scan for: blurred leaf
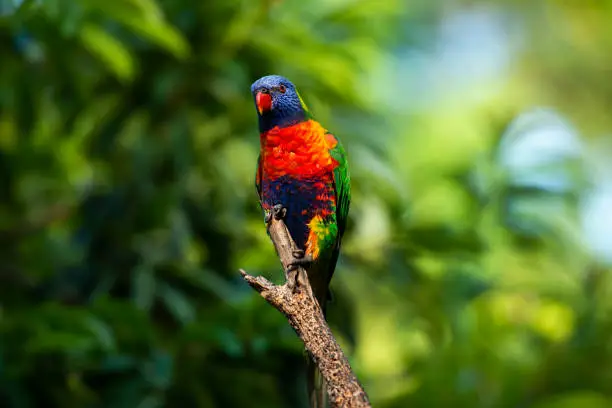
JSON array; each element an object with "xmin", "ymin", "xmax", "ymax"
[
  {"xmin": 132, "ymin": 265, "xmax": 156, "ymax": 311},
  {"xmin": 80, "ymin": 23, "xmax": 136, "ymax": 81},
  {"xmin": 157, "ymin": 283, "xmax": 195, "ymax": 325},
  {"xmin": 85, "ymin": 316, "xmax": 117, "ymax": 351},
  {"xmin": 109, "ymin": 10, "xmax": 189, "ymax": 59},
  {"xmin": 142, "ymin": 350, "xmax": 173, "ymax": 389}
]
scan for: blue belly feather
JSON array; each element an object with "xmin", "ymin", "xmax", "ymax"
[{"xmin": 261, "ymin": 175, "xmax": 323, "ymax": 250}]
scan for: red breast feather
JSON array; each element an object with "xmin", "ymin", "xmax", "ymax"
[{"xmin": 260, "ymin": 120, "xmax": 338, "ymax": 180}]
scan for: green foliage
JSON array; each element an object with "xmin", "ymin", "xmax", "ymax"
[{"xmin": 0, "ymin": 0, "xmax": 611, "ymax": 407}]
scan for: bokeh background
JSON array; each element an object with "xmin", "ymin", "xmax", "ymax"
[{"xmin": 1, "ymin": 0, "xmax": 612, "ymax": 407}]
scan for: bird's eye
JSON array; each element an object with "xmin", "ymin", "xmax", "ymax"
[{"xmin": 278, "ymin": 84, "xmax": 286, "ymax": 93}]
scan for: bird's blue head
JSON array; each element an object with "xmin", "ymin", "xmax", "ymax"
[{"xmin": 250, "ymin": 75, "xmax": 311, "ymax": 133}]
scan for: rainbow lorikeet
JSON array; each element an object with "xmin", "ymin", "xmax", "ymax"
[{"xmin": 251, "ymin": 75, "xmax": 351, "ymax": 408}]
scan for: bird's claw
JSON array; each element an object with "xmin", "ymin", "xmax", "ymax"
[
  {"xmin": 286, "ymin": 261, "xmax": 311, "ymax": 291},
  {"xmin": 287, "ymin": 251, "xmax": 313, "ymax": 271},
  {"xmin": 264, "ymin": 204, "xmax": 287, "ymax": 224},
  {"xmin": 272, "ymin": 204, "xmax": 287, "ymax": 220}
]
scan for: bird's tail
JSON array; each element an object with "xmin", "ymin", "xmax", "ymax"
[{"xmin": 307, "ymin": 354, "xmax": 328, "ymax": 408}]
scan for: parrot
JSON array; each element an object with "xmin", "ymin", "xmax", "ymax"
[{"xmin": 251, "ymin": 75, "xmax": 351, "ymax": 408}]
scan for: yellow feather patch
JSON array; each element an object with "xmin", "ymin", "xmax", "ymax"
[{"xmin": 306, "ymin": 215, "xmax": 328, "ymax": 260}]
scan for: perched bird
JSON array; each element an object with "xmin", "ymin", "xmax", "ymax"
[{"xmin": 251, "ymin": 75, "xmax": 351, "ymax": 408}]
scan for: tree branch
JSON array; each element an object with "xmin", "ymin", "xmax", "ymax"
[{"xmin": 240, "ymin": 217, "xmax": 371, "ymax": 408}]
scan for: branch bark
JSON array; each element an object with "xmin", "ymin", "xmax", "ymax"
[{"xmin": 240, "ymin": 217, "xmax": 371, "ymax": 408}]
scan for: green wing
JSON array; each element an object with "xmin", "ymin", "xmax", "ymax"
[
  {"xmin": 329, "ymin": 134, "xmax": 350, "ymax": 239},
  {"xmin": 327, "ymin": 133, "xmax": 351, "ymax": 281}
]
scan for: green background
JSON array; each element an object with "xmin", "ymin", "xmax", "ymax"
[{"xmin": 1, "ymin": 0, "xmax": 611, "ymax": 407}]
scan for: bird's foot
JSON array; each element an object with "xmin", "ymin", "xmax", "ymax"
[
  {"xmin": 286, "ymin": 259, "xmax": 311, "ymax": 291},
  {"xmin": 272, "ymin": 204, "xmax": 287, "ymax": 220},
  {"xmin": 287, "ymin": 249, "xmax": 314, "ymax": 271},
  {"xmin": 265, "ymin": 204, "xmax": 287, "ymax": 224}
]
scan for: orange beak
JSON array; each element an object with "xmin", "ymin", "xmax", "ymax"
[{"xmin": 256, "ymin": 91, "xmax": 272, "ymax": 115}]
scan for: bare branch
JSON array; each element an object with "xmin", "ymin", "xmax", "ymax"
[{"xmin": 240, "ymin": 217, "xmax": 371, "ymax": 408}]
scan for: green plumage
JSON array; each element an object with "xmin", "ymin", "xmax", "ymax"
[{"xmin": 328, "ymin": 132, "xmax": 351, "ymax": 288}]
